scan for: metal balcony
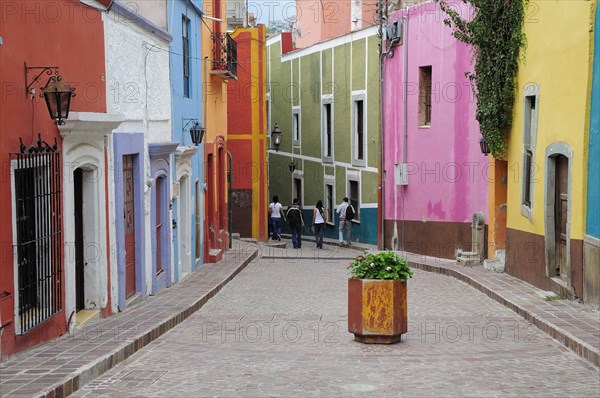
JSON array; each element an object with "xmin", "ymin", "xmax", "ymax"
[{"xmin": 211, "ymin": 33, "xmax": 237, "ymax": 80}]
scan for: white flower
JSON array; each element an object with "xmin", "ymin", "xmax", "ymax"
[
  {"xmin": 386, "ymin": 266, "xmax": 392, "ymax": 271},
  {"xmin": 370, "ymin": 263, "xmax": 375, "ymax": 267}
]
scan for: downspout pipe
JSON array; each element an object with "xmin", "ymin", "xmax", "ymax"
[
  {"xmin": 378, "ymin": 0, "xmax": 385, "ymax": 250},
  {"xmin": 227, "ymin": 149, "xmax": 233, "ymax": 249}
]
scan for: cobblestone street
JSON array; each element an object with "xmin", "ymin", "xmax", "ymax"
[{"xmin": 71, "ymin": 245, "xmax": 600, "ymax": 397}]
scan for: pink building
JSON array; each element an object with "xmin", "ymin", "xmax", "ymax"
[
  {"xmin": 382, "ymin": 2, "xmax": 488, "ymax": 259},
  {"xmin": 295, "ymin": 0, "xmax": 378, "ymax": 48}
]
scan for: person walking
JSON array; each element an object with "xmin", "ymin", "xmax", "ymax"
[
  {"xmin": 336, "ymin": 197, "xmax": 354, "ymax": 245},
  {"xmin": 286, "ymin": 198, "xmax": 304, "ymax": 249},
  {"xmin": 312, "ymin": 200, "xmax": 327, "ymax": 249},
  {"xmin": 269, "ymin": 195, "xmax": 285, "ymax": 241}
]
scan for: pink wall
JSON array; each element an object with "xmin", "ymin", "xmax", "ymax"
[{"xmin": 383, "ymin": 2, "xmax": 488, "ymax": 223}]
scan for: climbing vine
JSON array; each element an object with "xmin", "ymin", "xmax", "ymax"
[{"xmin": 436, "ymin": 0, "xmax": 528, "ymax": 157}]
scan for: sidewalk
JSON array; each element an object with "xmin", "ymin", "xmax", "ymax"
[
  {"xmin": 0, "ymin": 241, "xmax": 258, "ymax": 398},
  {"xmin": 0, "ymin": 238, "xmax": 598, "ymax": 398},
  {"xmin": 395, "ymin": 251, "xmax": 600, "ymax": 367}
]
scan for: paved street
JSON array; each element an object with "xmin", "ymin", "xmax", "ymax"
[{"xmin": 71, "ymin": 244, "xmax": 600, "ymax": 397}]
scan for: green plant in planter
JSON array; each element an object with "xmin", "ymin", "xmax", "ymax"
[{"xmin": 348, "ymin": 251, "xmax": 413, "ymax": 281}]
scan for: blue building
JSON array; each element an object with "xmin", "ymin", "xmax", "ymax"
[
  {"xmin": 168, "ymin": 0, "xmax": 205, "ymax": 282},
  {"xmin": 584, "ymin": 4, "xmax": 600, "ymax": 306}
]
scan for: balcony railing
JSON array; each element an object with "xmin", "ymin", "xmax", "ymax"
[{"xmin": 211, "ymin": 33, "xmax": 237, "ymax": 80}]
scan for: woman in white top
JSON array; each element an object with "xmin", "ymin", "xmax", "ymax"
[
  {"xmin": 268, "ymin": 195, "xmax": 286, "ymax": 241},
  {"xmin": 312, "ymin": 200, "xmax": 327, "ymax": 249}
]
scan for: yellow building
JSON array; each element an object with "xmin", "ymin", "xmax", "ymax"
[{"xmin": 492, "ymin": 0, "xmax": 597, "ymax": 299}]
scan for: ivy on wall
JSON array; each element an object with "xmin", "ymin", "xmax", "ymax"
[{"xmin": 436, "ymin": 0, "xmax": 528, "ymax": 158}]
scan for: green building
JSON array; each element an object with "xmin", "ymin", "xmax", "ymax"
[{"xmin": 266, "ymin": 28, "xmax": 380, "ymax": 244}]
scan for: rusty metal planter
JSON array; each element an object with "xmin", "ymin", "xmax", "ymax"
[{"xmin": 348, "ymin": 278, "xmax": 407, "ymax": 344}]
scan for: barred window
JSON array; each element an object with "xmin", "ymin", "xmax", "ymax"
[{"xmin": 12, "ymin": 139, "xmax": 63, "ymax": 334}]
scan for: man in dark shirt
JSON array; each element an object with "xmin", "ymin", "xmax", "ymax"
[{"xmin": 286, "ymin": 198, "xmax": 304, "ymax": 249}]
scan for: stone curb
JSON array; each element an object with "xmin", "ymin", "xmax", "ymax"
[
  {"xmin": 406, "ymin": 259, "xmax": 600, "ymax": 367},
  {"xmin": 39, "ymin": 244, "xmax": 259, "ymax": 398}
]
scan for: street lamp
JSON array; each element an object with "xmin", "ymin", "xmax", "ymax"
[
  {"xmin": 189, "ymin": 122, "xmax": 205, "ymax": 145},
  {"xmin": 25, "ymin": 63, "xmax": 75, "ymax": 125},
  {"xmin": 270, "ymin": 122, "xmax": 282, "ymax": 152},
  {"xmin": 183, "ymin": 119, "xmax": 205, "ymax": 146}
]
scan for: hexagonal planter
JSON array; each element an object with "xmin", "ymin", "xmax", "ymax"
[{"xmin": 348, "ymin": 278, "xmax": 408, "ymax": 344}]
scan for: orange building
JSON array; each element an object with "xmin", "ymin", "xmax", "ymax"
[
  {"xmin": 227, "ymin": 25, "xmax": 269, "ymax": 241},
  {"xmin": 202, "ymin": 0, "xmax": 237, "ymax": 261}
]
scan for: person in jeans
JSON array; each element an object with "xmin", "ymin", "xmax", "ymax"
[
  {"xmin": 312, "ymin": 200, "xmax": 327, "ymax": 249},
  {"xmin": 286, "ymin": 198, "xmax": 304, "ymax": 248},
  {"xmin": 268, "ymin": 195, "xmax": 285, "ymax": 241},
  {"xmin": 336, "ymin": 197, "xmax": 353, "ymax": 245}
]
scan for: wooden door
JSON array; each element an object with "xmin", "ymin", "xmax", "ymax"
[
  {"xmin": 74, "ymin": 168, "xmax": 85, "ymax": 311},
  {"xmin": 123, "ymin": 155, "xmax": 136, "ymax": 297},
  {"xmin": 555, "ymin": 155, "xmax": 568, "ymax": 279}
]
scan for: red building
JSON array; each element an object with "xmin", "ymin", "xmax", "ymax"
[
  {"xmin": 0, "ymin": 0, "xmax": 107, "ymax": 358},
  {"xmin": 227, "ymin": 25, "xmax": 269, "ymax": 241}
]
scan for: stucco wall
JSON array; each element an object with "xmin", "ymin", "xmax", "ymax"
[
  {"xmin": 383, "ymin": 3, "xmax": 487, "ymax": 226},
  {"xmin": 587, "ymin": 3, "xmax": 600, "ymax": 239},
  {"xmin": 506, "ymin": 0, "xmax": 594, "ymax": 240},
  {"xmin": 266, "ymin": 28, "xmax": 380, "ymax": 245}
]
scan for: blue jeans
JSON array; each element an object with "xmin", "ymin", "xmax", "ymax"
[
  {"xmin": 291, "ymin": 225, "xmax": 302, "ymax": 248},
  {"xmin": 271, "ymin": 217, "xmax": 282, "ymax": 240},
  {"xmin": 314, "ymin": 223, "xmax": 324, "ymax": 248}
]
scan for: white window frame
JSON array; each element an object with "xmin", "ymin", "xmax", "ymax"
[
  {"xmin": 351, "ymin": 91, "xmax": 366, "ymax": 167},
  {"xmin": 291, "ymin": 169, "xmax": 304, "ymax": 206},
  {"xmin": 321, "ymin": 95, "xmax": 334, "ymax": 163},
  {"xmin": 324, "ymin": 174, "xmax": 336, "ymax": 225},
  {"xmin": 347, "ymin": 170, "xmax": 361, "ymax": 223},
  {"xmin": 292, "ymin": 106, "xmax": 301, "ymax": 147},
  {"xmin": 266, "ymin": 92, "xmax": 271, "ymax": 137},
  {"xmin": 11, "ymin": 157, "xmax": 54, "ymax": 335},
  {"xmin": 521, "ymin": 84, "xmax": 540, "ymax": 220}
]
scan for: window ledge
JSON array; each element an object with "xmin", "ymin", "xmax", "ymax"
[
  {"xmin": 418, "ymin": 125, "xmax": 431, "ymax": 129},
  {"xmin": 520, "ymin": 204, "xmax": 533, "ymax": 221}
]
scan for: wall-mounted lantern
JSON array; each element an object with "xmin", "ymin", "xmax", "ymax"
[
  {"xmin": 183, "ymin": 119, "xmax": 205, "ymax": 146},
  {"xmin": 289, "ymin": 159, "xmax": 296, "ymax": 173},
  {"xmin": 25, "ymin": 63, "xmax": 75, "ymax": 125},
  {"xmin": 270, "ymin": 123, "xmax": 282, "ymax": 152}
]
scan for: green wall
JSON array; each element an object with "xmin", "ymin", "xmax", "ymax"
[{"xmin": 267, "ymin": 32, "xmax": 380, "ymax": 245}]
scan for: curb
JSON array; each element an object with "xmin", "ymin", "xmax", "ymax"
[
  {"xmin": 406, "ymin": 259, "xmax": 600, "ymax": 367},
  {"xmin": 40, "ymin": 245, "xmax": 258, "ymax": 398}
]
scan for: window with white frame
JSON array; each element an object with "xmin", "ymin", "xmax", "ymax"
[
  {"xmin": 348, "ymin": 179, "xmax": 360, "ymax": 222},
  {"xmin": 522, "ymin": 91, "xmax": 538, "ymax": 218},
  {"xmin": 292, "ymin": 107, "xmax": 300, "ymax": 146},
  {"xmin": 12, "ymin": 150, "xmax": 63, "ymax": 334},
  {"xmin": 182, "ymin": 15, "xmax": 190, "ymax": 98},
  {"xmin": 322, "ymin": 98, "xmax": 333, "ymax": 161},
  {"xmin": 352, "ymin": 93, "xmax": 366, "ymax": 166},
  {"xmin": 325, "ymin": 183, "xmax": 334, "ymax": 224},
  {"xmin": 266, "ymin": 93, "xmax": 271, "ymax": 135},
  {"xmin": 293, "ymin": 177, "xmax": 303, "ymax": 205}
]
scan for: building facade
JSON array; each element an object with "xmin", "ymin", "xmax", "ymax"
[
  {"xmin": 382, "ymin": 2, "xmax": 488, "ymax": 258},
  {"xmin": 499, "ymin": 0, "xmax": 596, "ymax": 300},
  {"xmin": 0, "ymin": 0, "xmax": 108, "ymax": 358},
  {"xmin": 202, "ymin": 0, "xmax": 236, "ymax": 261},
  {"xmin": 267, "ymin": 28, "xmax": 380, "ymax": 245},
  {"xmin": 584, "ymin": 3, "xmax": 600, "ymax": 306},
  {"xmin": 168, "ymin": 0, "xmax": 204, "ymax": 282},
  {"xmin": 228, "ymin": 25, "xmax": 269, "ymax": 241}
]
